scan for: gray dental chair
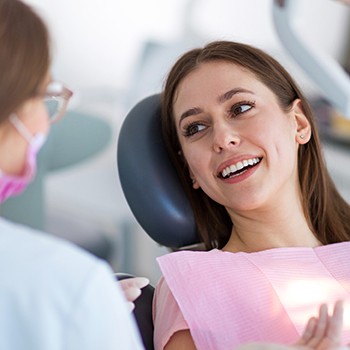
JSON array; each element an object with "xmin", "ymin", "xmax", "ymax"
[
  {"xmin": 117, "ymin": 94, "xmax": 200, "ymax": 350},
  {"xmin": 118, "ymin": 93, "xmax": 198, "ymax": 248}
]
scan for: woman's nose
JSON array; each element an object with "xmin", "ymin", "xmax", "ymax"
[{"xmin": 212, "ymin": 122, "xmax": 240, "ymax": 153}]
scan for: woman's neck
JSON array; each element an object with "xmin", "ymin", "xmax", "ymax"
[
  {"xmin": 223, "ymin": 228, "xmax": 320, "ymax": 253},
  {"xmin": 223, "ymin": 200, "xmax": 321, "ymax": 253}
]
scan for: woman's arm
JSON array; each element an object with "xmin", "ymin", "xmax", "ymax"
[
  {"xmin": 164, "ymin": 330, "xmax": 197, "ymax": 350},
  {"xmin": 153, "ymin": 277, "xmax": 193, "ymax": 349}
]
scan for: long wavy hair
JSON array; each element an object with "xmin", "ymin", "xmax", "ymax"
[{"xmin": 161, "ymin": 40, "xmax": 350, "ymax": 250}]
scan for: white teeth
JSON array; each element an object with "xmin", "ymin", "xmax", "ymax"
[
  {"xmin": 236, "ymin": 161, "xmax": 244, "ymax": 170},
  {"xmin": 221, "ymin": 157, "xmax": 261, "ymax": 178},
  {"xmin": 229, "ymin": 164, "xmax": 237, "ymax": 174}
]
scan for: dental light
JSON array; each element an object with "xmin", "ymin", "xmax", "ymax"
[{"xmin": 273, "ymin": 0, "xmax": 350, "ymax": 119}]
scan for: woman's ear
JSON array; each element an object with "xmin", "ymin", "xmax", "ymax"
[
  {"xmin": 192, "ymin": 179, "xmax": 200, "ymax": 190},
  {"xmin": 189, "ymin": 169, "xmax": 200, "ymax": 189},
  {"xmin": 291, "ymin": 99, "xmax": 311, "ymax": 144},
  {"xmin": 181, "ymin": 150, "xmax": 200, "ymax": 189}
]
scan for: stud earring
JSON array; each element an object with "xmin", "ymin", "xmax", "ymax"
[{"xmin": 300, "ymin": 134, "xmax": 305, "ymax": 139}]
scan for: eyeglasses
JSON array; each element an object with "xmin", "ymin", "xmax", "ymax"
[{"xmin": 44, "ymin": 81, "xmax": 73, "ymax": 123}]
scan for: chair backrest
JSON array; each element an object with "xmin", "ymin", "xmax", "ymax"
[
  {"xmin": 117, "ymin": 94, "xmax": 199, "ymax": 249},
  {"xmin": 117, "ymin": 94, "xmax": 201, "ymax": 350}
]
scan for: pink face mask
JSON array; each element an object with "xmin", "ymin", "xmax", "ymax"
[{"xmin": 0, "ymin": 114, "xmax": 47, "ymax": 204}]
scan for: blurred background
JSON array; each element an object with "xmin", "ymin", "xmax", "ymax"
[{"xmin": 1, "ymin": 0, "xmax": 349, "ymax": 284}]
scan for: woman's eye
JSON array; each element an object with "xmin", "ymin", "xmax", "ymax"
[
  {"xmin": 230, "ymin": 101, "xmax": 255, "ymax": 117},
  {"xmin": 183, "ymin": 123, "xmax": 206, "ymax": 137}
]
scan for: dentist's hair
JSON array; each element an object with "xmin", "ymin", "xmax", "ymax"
[
  {"xmin": 161, "ymin": 40, "xmax": 350, "ymax": 249},
  {"xmin": 0, "ymin": 0, "xmax": 51, "ymax": 123}
]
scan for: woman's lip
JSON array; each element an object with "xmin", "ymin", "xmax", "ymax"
[
  {"xmin": 216, "ymin": 155, "xmax": 262, "ymax": 177},
  {"xmin": 219, "ymin": 158, "xmax": 262, "ymax": 184}
]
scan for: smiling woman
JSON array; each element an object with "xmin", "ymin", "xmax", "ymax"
[{"xmin": 153, "ymin": 41, "xmax": 350, "ymax": 350}]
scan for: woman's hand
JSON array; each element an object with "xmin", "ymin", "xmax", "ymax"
[
  {"xmin": 295, "ymin": 300, "xmax": 349, "ymax": 350},
  {"xmin": 119, "ymin": 277, "xmax": 150, "ymax": 312},
  {"xmin": 236, "ymin": 301, "xmax": 349, "ymax": 350}
]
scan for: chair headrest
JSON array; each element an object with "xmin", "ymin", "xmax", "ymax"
[{"xmin": 117, "ymin": 94, "xmax": 198, "ymax": 248}]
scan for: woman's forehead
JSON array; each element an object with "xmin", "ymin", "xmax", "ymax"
[
  {"xmin": 174, "ymin": 62, "xmax": 265, "ymax": 107},
  {"xmin": 177, "ymin": 61, "xmax": 259, "ymax": 94}
]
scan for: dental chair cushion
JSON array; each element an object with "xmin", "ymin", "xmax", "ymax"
[{"xmin": 117, "ymin": 94, "xmax": 198, "ymax": 248}]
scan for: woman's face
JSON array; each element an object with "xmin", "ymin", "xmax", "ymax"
[
  {"xmin": 173, "ymin": 61, "xmax": 310, "ymax": 215},
  {"xmin": 0, "ymin": 77, "xmax": 50, "ymax": 175}
]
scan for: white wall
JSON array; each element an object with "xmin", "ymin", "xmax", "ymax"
[{"xmin": 26, "ymin": 0, "xmax": 350, "ymax": 102}]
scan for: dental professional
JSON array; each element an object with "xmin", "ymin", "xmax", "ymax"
[
  {"xmin": 153, "ymin": 41, "xmax": 350, "ymax": 349},
  {"xmin": 0, "ymin": 0, "xmax": 145, "ymax": 349}
]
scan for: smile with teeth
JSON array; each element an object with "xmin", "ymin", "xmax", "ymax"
[{"xmin": 220, "ymin": 157, "xmax": 261, "ymax": 179}]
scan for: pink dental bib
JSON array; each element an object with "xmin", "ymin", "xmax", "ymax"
[{"xmin": 155, "ymin": 242, "xmax": 350, "ymax": 349}]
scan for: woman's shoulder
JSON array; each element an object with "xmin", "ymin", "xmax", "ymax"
[
  {"xmin": 0, "ymin": 217, "xmax": 97, "ymax": 258},
  {"xmin": 0, "ymin": 217, "xmax": 113, "ymax": 291}
]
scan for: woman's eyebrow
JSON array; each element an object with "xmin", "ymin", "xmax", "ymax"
[
  {"xmin": 217, "ymin": 88, "xmax": 254, "ymax": 103},
  {"xmin": 178, "ymin": 88, "xmax": 254, "ymax": 126},
  {"xmin": 178, "ymin": 107, "xmax": 203, "ymax": 127}
]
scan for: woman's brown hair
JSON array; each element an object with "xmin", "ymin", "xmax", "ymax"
[
  {"xmin": 162, "ymin": 40, "xmax": 350, "ymax": 250},
  {"xmin": 0, "ymin": 0, "xmax": 51, "ymax": 123}
]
